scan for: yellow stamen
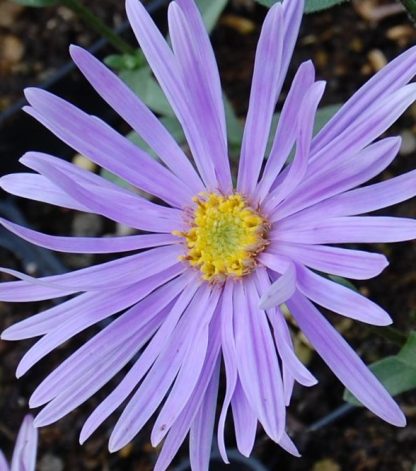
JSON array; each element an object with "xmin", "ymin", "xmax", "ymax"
[{"xmin": 174, "ymin": 193, "xmax": 269, "ymax": 282}]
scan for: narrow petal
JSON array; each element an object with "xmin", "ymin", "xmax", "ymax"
[
  {"xmin": 276, "ymin": 216, "xmax": 416, "ymax": 244},
  {"xmin": 70, "ymin": 45, "xmax": 204, "ymax": 193},
  {"xmin": 154, "ymin": 322, "xmax": 221, "ymax": 471},
  {"xmin": 275, "ymin": 170, "xmax": 416, "ymax": 228},
  {"xmin": 24, "ymin": 88, "xmax": 191, "ymax": 207},
  {"xmin": 237, "ymin": 3, "xmax": 284, "ymax": 194},
  {"xmin": 168, "ymin": 1, "xmax": 232, "ymax": 192},
  {"xmin": 189, "ymin": 362, "xmax": 220, "ymax": 471},
  {"xmin": 16, "ymin": 267, "xmax": 181, "ymax": 378},
  {"xmin": 256, "ymin": 60, "xmax": 316, "ymax": 201},
  {"xmin": 287, "ymin": 292, "xmax": 406, "ymax": 427},
  {"xmin": 264, "ymin": 80, "xmax": 326, "ymax": 211},
  {"xmin": 109, "ymin": 285, "xmax": 216, "ymax": 452},
  {"xmin": 272, "ymin": 136, "xmax": 400, "ymax": 221},
  {"xmin": 126, "ymin": 0, "xmax": 218, "ymax": 187},
  {"xmin": 4, "ymin": 266, "xmax": 182, "ymax": 342},
  {"xmin": 234, "ymin": 279, "xmax": 285, "ymax": 441},
  {"xmin": 217, "ymin": 281, "xmax": 237, "ymax": 463},
  {"xmin": 29, "ymin": 274, "xmax": 188, "ymax": 407},
  {"xmin": 296, "ymin": 265, "xmax": 392, "ymax": 326},
  {"xmin": 259, "ymin": 260, "xmax": 296, "ymax": 310},
  {"xmin": 151, "ymin": 288, "xmax": 220, "ymax": 446},
  {"xmin": 272, "ymin": 307, "xmax": 316, "ymax": 387},
  {"xmin": 269, "ymin": 244, "xmax": 388, "ymax": 280},
  {"xmin": 282, "ymin": 366, "xmax": 295, "ymax": 406},
  {"xmin": 34, "ymin": 328, "xmax": 154, "ymax": 427},
  {"xmin": 0, "ymin": 276, "xmax": 74, "ymax": 303},
  {"xmin": 0, "ymin": 451, "xmax": 8, "ymax": 471},
  {"xmin": 79, "ymin": 275, "xmax": 200, "ymax": 444},
  {"xmin": 2, "ymin": 293, "xmax": 97, "ymax": 340},
  {"xmin": 313, "ymin": 45, "xmax": 416, "ymax": 152},
  {"xmin": 279, "ymin": 433, "xmax": 301, "ymax": 457},
  {"xmin": 231, "ymin": 379, "xmax": 258, "ymax": 457},
  {"xmin": 255, "ymin": 268, "xmax": 317, "ymax": 387},
  {"xmin": 10, "ymin": 415, "xmax": 38, "ymax": 471},
  {"xmin": 258, "ymin": 251, "xmax": 293, "ymax": 274},
  {"xmin": 310, "ymin": 84, "xmax": 416, "ymax": 171},
  {"xmin": 176, "ymin": 0, "xmax": 227, "ymax": 143},
  {"xmin": 19, "ymin": 150, "xmax": 182, "ymax": 216},
  {"xmin": 238, "ymin": 0, "xmax": 304, "ymax": 194},
  {"xmin": 2, "ymin": 269, "xmax": 179, "ymax": 341},
  {"xmin": 0, "ymin": 245, "xmax": 182, "ymax": 301},
  {"xmin": 20, "ymin": 152, "xmax": 182, "ymax": 233},
  {"xmin": 0, "ymin": 173, "xmax": 87, "ymax": 212},
  {"xmin": 0, "ymin": 217, "xmax": 177, "ymax": 253}
]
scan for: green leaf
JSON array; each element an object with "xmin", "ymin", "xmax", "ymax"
[
  {"xmin": 305, "ymin": 0, "xmax": 348, "ymax": 12},
  {"xmin": 224, "ymin": 95, "xmax": 243, "ymax": 149},
  {"xmin": 11, "ymin": 0, "xmax": 58, "ymax": 6},
  {"xmin": 255, "ymin": 0, "xmax": 348, "ymax": 13},
  {"xmin": 344, "ymin": 332, "xmax": 416, "ymax": 405},
  {"xmin": 328, "ymin": 275, "xmax": 358, "ymax": 292},
  {"xmin": 119, "ymin": 66, "xmax": 175, "ymax": 117},
  {"xmin": 100, "ymin": 169, "xmax": 137, "ymax": 192},
  {"xmin": 128, "ymin": 116, "xmax": 185, "ymax": 160},
  {"xmin": 265, "ymin": 103, "xmax": 340, "ymax": 156},
  {"xmin": 313, "ymin": 103, "xmax": 341, "ymax": 135},
  {"xmin": 104, "ymin": 52, "xmax": 145, "ymax": 72},
  {"xmin": 196, "ymin": 0, "xmax": 228, "ymax": 33},
  {"xmin": 395, "ymin": 331, "xmax": 416, "ymax": 367}
]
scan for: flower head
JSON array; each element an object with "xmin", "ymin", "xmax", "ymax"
[
  {"xmin": 1, "ymin": 0, "xmax": 416, "ymax": 469},
  {"xmin": 0, "ymin": 415, "xmax": 38, "ymax": 471},
  {"xmin": 176, "ymin": 192, "xmax": 269, "ymax": 281}
]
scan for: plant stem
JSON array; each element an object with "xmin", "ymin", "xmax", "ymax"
[
  {"xmin": 400, "ymin": 0, "xmax": 416, "ymax": 24},
  {"xmin": 62, "ymin": 0, "xmax": 135, "ymax": 54},
  {"xmin": 369, "ymin": 325, "xmax": 408, "ymax": 347}
]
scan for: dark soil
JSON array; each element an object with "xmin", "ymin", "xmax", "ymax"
[{"xmin": 1, "ymin": 0, "xmax": 416, "ymax": 470}]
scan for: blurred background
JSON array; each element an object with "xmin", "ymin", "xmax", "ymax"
[{"xmin": 0, "ymin": 0, "xmax": 415, "ymax": 469}]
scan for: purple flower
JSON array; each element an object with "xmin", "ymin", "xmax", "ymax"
[
  {"xmin": 0, "ymin": 415, "xmax": 38, "ymax": 471},
  {"xmin": 1, "ymin": 0, "xmax": 416, "ymax": 468}
]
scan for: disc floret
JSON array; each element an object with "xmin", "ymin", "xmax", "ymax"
[{"xmin": 175, "ymin": 193, "xmax": 269, "ymax": 282}]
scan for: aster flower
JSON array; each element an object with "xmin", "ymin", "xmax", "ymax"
[
  {"xmin": 0, "ymin": 415, "xmax": 38, "ymax": 471},
  {"xmin": 1, "ymin": 0, "xmax": 416, "ymax": 468}
]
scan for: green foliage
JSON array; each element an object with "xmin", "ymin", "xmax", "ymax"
[
  {"xmin": 344, "ymin": 331, "xmax": 416, "ymax": 405},
  {"xmin": 224, "ymin": 95, "xmax": 243, "ymax": 152},
  {"xmin": 265, "ymin": 103, "xmax": 341, "ymax": 155},
  {"xmin": 304, "ymin": 0, "xmax": 348, "ymax": 12},
  {"xmin": 255, "ymin": 0, "xmax": 348, "ymax": 13},
  {"xmin": 196, "ymin": 0, "xmax": 228, "ymax": 32},
  {"xmin": 99, "ymin": 169, "xmax": 137, "ymax": 192},
  {"xmin": 328, "ymin": 275, "xmax": 357, "ymax": 291},
  {"xmin": 313, "ymin": 103, "xmax": 341, "ymax": 134},
  {"xmin": 11, "ymin": 0, "xmax": 58, "ymax": 6},
  {"xmin": 127, "ymin": 116, "xmax": 185, "ymax": 160},
  {"xmin": 119, "ymin": 67, "xmax": 175, "ymax": 117},
  {"xmin": 104, "ymin": 52, "xmax": 146, "ymax": 72}
]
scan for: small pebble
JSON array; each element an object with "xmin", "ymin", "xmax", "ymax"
[
  {"xmin": 115, "ymin": 223, "xmax": 136, "ymax": 236},
  {"xmin": 387, "ymin": 25, "xmax": 414, "ymax": 47},
  {"xmin": 38, "ymin": 454, "xmax": 64, "ymax": 471},
  {"xmin": 400, "ymin": 130, "xmax": 416, "ymax": 156},
  {"xmin": 354, "ymin": 0, "xmax": 404, "ymax": 22},
  {"xmin": 368, "ymin": 49, "xmax": 387, "ymax": 72},
  {"xmin": 72, "ymin": 213, "xmax": 103, "ymax": 237},
  {"xmin": 312, "ymin": 458, "xmax": 341, "ymax": 471},
  {"xmin": 220, "ymin": 14, "xmax": 256, "ymax": 34},
  {"xmin": 72, "ymin": 154, "xmax": 96, "ymax": 172},
  {"xmin": 0, "ymin": 35, "xmax": 25, "ymax": 71},
  {"xmin": 0, "ymin": 1, "xmax": 24, "ymax": 27}
]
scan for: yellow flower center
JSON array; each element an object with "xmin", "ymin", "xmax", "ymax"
[{"xmin": 174, "ymin": 193, "xmax": 269, "ymax": 282}]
